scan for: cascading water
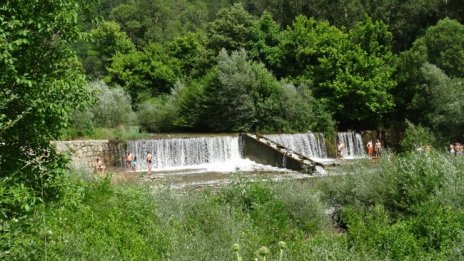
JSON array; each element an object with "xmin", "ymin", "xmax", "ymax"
[
  {"xmin": 264, "ymin": 133, "xmax": 328, "ymax": 159},
  {"xmin": 125, "ymin": 136, "xmax": 241, "ymax": 171},
  {"xmin": 337, "ymin": 132, "xmax": 364, "ymax": 158}
]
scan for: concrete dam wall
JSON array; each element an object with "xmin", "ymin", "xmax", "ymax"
[{"xmin": 53, "ymin": 132, "xmax": 363, "ymax": 172}]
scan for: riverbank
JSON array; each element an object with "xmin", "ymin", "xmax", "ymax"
[{"xmin": 2, "ymin": 152, "xmax": 462, "ymax": 260}]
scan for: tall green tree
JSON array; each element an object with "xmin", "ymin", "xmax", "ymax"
[
  {"xmin": 202, "ymin": 49, "xmax": 322, "ymax": 132},
  {"xmin": 84, "ymin": 20, "xmax": 136, "ymax": 79},
  {"xmin": 206, "ymin": 3, "xmax": 256, "ymax": 54},
  {"xmin": 392, "ymin": 18, "xmax": 464, "ymax": 128},
  {"xmin": 0, "ymin": 0, "xmax": 94, "ymax": 211},
  {"xmin": 421, "ymin": 63, "xmax": 464, "ymax": 140},
  {"xmin": 422, "ymin": 18, "xmax": 464, "ymax": 78},
  {"xmin": 108, "ymin": 43, "xmax": 181, "ymax": 106},
  {"xmin": 281, "ymin": 16, "xmax": 395, "ymax": 129},
  {"xmin": 328, "ymin": 17, "xmax": 396, "ymax": 128},
  {"xmin": 166, "ymin": 32, "xmax": 209, "ymax": 78},
  {"xmin": 248, "ymin": 12, "xmax": 284, "ymax": 77},
  {"xmin": 110, "ymin": 0, "xmax": 208, "ymax": 47}
]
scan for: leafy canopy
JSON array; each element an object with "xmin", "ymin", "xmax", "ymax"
[{"xmin": 0, "ymin": 0, "xmax": 95, "ymax": 212}]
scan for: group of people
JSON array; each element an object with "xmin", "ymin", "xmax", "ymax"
[
  {"xmin": 125, "ymin": 151, "xmax": 154, "ymax": 175},
  {"xmin": 336, "ymin": 139, "xmax": 382, "ymax": 159},
  {"xmin": 449, "ymin": 142, "xmax": 463, "ymax": 155},
  {"xmin": 366, "ymin": 139, "xmax": 382, "ymax": 158},
  {"xmin": 94, "ymin": 151, "xmax": 155, "ymax": 175}
]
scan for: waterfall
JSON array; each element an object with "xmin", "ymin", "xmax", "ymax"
[
  {"xmin": 125, "ymin": 136, "xmax": 241, "ymax": 170},
  {"xmin": 337, "ymin": 132, "xmax": 364, "ymax": 158},
  {"xmin": 264, "ymin": 133, "xmax": 328, "ymax": 159}
]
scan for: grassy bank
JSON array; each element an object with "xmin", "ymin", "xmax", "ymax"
[{"xmin": 2, "ymin": 152, "xmax": 463, "ymax": 260}]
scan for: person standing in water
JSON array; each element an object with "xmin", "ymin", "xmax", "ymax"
[
  {"xmin": 132, "ymin": 156, "xmax": 137, "ymax": 172},
  {"xmin": 125, "ymin": 152, "xmax": 133, "ymax": 172},
  {"xmin": 375, "ymin": 140, "xmax": 382, "ymax": 157},
  {"xmin": 367, "ymin": 140, "xmax": 373, "ymax": 158},
  {"xmin": 337, "ymin": 142, "xmax": 345, "ymax": 158},
  {"xmin": 146, "ymin": 151, "xmax": 153, "ymax": 176}
]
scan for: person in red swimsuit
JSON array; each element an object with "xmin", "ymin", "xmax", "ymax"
[{"xmin": 367, "ymin": 140, "xmax": 373, "ymax": 158}]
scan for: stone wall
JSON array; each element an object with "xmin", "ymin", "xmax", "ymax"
[
  {"xmin": 52, "ymin": 140, "xmax": 125, "ymax": 171},
  {"xmin": 360, "ymin": 128, "xmax": 402, "ymax": 151}
]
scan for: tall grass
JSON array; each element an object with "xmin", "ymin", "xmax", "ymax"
[
  {"xmin": 2, "ymin": 152, "xmax": 463, "ymax": 260},
  {"xmin": 320, "ymin": 151, "xmax": 464, "ymax": 259}
]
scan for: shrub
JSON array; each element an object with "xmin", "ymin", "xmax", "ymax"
[
  {"xmin": 400, "ymin": 120, "xmax": 436, "ymax": 152},
  {"xmin": 90, "ymin": 81, "xmax": 137, "ymax": 128},
  {"xmin": 321, "ymin": 152, "xmax": 459, "ymax": 217},
  {"xmin": 137, "ymin": 92, "xmax": 181, "ymax": 132},
  {"xmin": 343, "ymin": 205, "xmax": 424, "ymax": 260}
]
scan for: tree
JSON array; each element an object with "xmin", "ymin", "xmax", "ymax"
[
  {"xmin": 248, "ymin": 12, "xmax": 284, "ymax": 77},
  {"xmin": 206, "ymin": 3, "xmax": 256, "ymax": 54},
  {"xmin": 422, "ymin": 18, "xmax": 464, "ymax": 78},
  {"xmin": 392, "ymin": 18, "xmax": 464, "ymax": 128},
  {"xmin": 166, "ymin": 32, "xmax": 209, "ymax": 78},
  {"xmin": 110, "ymin": 0, "xmax": 209, "ymax": 47},
  {"xmin": 0, "ymin": 1, "xmax": 94, "ymax": 212},
  {"xmin": 89, "ymin": 81, "xmax": 136, "ymax": 128},
  {"xmin": 421, "ymin": 63, "xmax": 464, "ymax": 139},
  {"xmin": 85, "ymin": 20, "xmax": 136, "ymax": 79},
  {"xmin": 108, "ymin": 43, "xmax": 181, "ymax": 106},
  {"xmin": 203, "ymin": 49, "xmax": 317, "ymax": 132},
  {"xmin": 279, "ymin": 16, "xmax": 347, "ymax": 84},
  {"xmin": 330, "ymin": 17, "xmax": 396, "ymax": 128},
  {"xmin": 281, "ymin": 16, "xmax": 396, "ymax": 129}
]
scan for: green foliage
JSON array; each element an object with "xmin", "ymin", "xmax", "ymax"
[
  {"xmin": 110, "ymin": 0, "xmax": 208, "ymax": 47},
  {"xmin": 3, "ymin": 158, "xmax": 464, "ymax": 260},
  {"xmin": 108, "ymin": 43, "xmax": 181, "ymax": 105},
  {"xmin": 166, "ymin": 32, "xmax": 209, "ymax": 78},
  {"xmin": 423, "ymin": 66, "xmax": 464, "ymax": 140},
  {"xmin": 280, "ymin": 16, "xmax": 395, "ymax": 129},
  {"xmin": 279, "ymin": 16, "xmax": 347, "ymax": 82},
  {"xmin": 204, "ymin": 49, "xmax": 320, "ymax": 132},
  {"xmin": 422, "ymin": 18, "xmax": 464, "ymax": 78},
  {"xmin": 322, "ymin": 152, "xmax": 462, "ymax": 217},
  {"xmin": 319, "ymin": 152, "xmax": 464, "ymax": 259},
  {"xmin": 169, "ymin": 80, "xmax": 209, "ymax": 131},
  {"xmin": 393, "ymin": 19, "xmax": 464, "ymax": 134},
  {"xmin": 89, "ymin": 80, "xmax": 136, "ymax": 128},
  {"xmin": 84, "ymin": 20, "xmax": 136, "ymax": 79},
  {"xmin": 206, "ymin": 3, "xmax": 256, "ymax": 54},
  {"xmin": 344, "ymin": 205, "xmax": 425, "ymax": 259},
  {"xmin": 248, "ymin": 12, "xmax": 283, "ymax": 76},
  {"xmin": 320, "ymin": 17, "xmax": 396, "ymax": 128},
  {"xmin": 136, "ymin": 94, "xmax": 179, "ymax": 132},
  {"xmin": 0, "ymin": 0, "xmax": 95, "ymax": 214},
  {"xmin": 66, "ymin": 81, "xmax": 136, "ymax": 137},
  {"xmin": 279, "ymin": 82, "xmax": 335, "ymax": 133},
  {"xmin": 343, "ymin": 203, "xmax": 464, "ymax": 259},
  {"xmin": 400, "ymin": 121, "xmax": 436, "ymax": 152}
]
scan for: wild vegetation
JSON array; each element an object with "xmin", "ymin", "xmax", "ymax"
[
  {"xmin": 2, "ymin": 153, "xmax": 463, "ymax": 260},
  {"xmin": 66, "ymin": 0, "xmax": 463, "ymax": 139},
  {"xmin": 1, "ymin": 0, "xmax": 464, "ymax": 259}
]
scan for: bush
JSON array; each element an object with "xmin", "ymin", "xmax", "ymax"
[
  {"xmin": 322, "ymin": 152, "xmax": 459, "ymax": 217},
  {"xmin": 400, "ymin": 120, "xmax": 436, "ymax": 152},
  {"xmin": 343, "ymin": 205, "xmax": 424, "ymax": 259},
  {"xmin": 90, "ymin": 81, "xmax": 137, "ymax": 128},
  {"xmin": 67, "ymin": 81, "xmax": 137, "ymax": 136},
  {"xmin": 137, "ymin": 94, "xmax": 179, "ymax": 132}
]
